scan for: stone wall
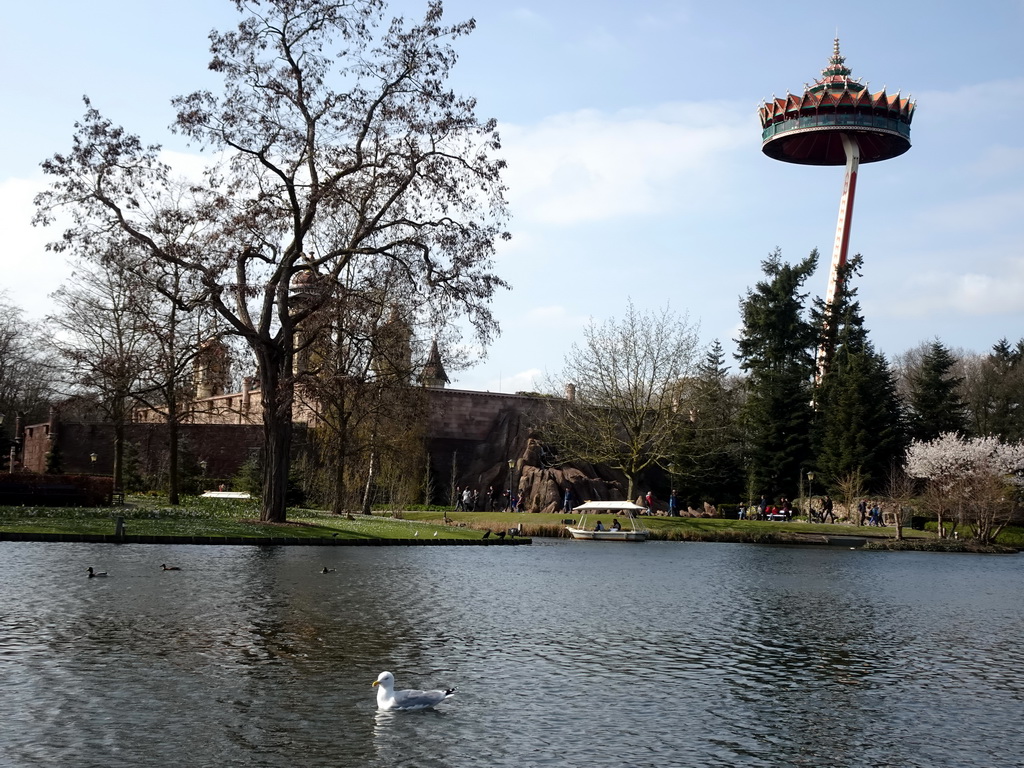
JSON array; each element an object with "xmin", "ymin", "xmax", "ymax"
[
  {"xmin": 20, "ymin": 385, "xmax": 628, "ymax": 509},
  {"xmin": 425, "ymin": 387, "xmax": 550, "ymax": 441},
  {"xmin": 22, "ymin": 420, "xmax": 266, "ymax": 482}
]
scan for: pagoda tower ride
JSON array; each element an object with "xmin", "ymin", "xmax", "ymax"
[{"xmin": 759, "ymin": 39, "xmax": 915, "ymax": 375}]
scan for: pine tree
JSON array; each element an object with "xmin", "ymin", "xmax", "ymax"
[
  {"xmin": 672, "ymin": 340, "xmax": 744, "ymax": 505},
  {"xmin": 908, "ymin": 341, "xmax": 968, "ymax": 441},
  {"xmin": 812, "ymin": 256, "xmax": 905, "ymax": 492},
  {"xmin": 735, "ymin": 249, "xmax": 818, "ymax": 499},
  {"xmin": 963, "ymin": 338, "xmax": 1024, "ymax": 442}
]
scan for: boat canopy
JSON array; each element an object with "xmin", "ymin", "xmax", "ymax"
[{"xmin": 572, "ymin": 501, "xmax": 646, "ymax": 512}]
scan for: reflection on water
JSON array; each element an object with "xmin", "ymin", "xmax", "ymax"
[{"xmin": 0, "ymin": 540, "xmax": 1022, "ymax": 766}]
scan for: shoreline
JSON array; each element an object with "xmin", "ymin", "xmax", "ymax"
[{"xmin": 1, "ymin": 528, "xmax": 1016, "ymax": 553}]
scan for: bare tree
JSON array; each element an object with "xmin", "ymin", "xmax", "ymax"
[
  {"xmin": 545, "ymin": 301, "xmax": 700, "ymax": 501},
  {"xmin": 294, "ymin": 265, "xmax": 428, "ymax": 513},
  {"xmin": 833, "ymin": 470, "xmax": 865, "ymax": 525},
  {"xmin": 35, "ymin": 0, "xmax": 509, "ymax": 522},
  {"xmin": 0, "ymin": 294, "xmax": 53, "ymax": 470},
  {"xmin": 0, "ymin": 293, "xmax": 52, "ymax": 425},
  {"xmin": 46, "ymin": 258, "xmax": 153, "ymax": 489},
  {"xmin": 883, "ymin": 463, "xmax": 916, "ymax": 541},
  {"xmin": 129, "ymin": 260, "xmax": 221, "ymax": 504}
]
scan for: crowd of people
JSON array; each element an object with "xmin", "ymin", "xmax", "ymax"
[
  {"xmin": 452, "ymin": 483, "xmax": 888, "ymax": 526},
  {"xmin": 452, "ymin": 485, "xmax": 524, "ymax": 512},
  {"xmin": 738, "ymin": 494, "xmax": 886, "ymax": 525}
]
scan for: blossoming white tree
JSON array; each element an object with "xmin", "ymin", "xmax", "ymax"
[{"xmin": 905, "ymin": 433, "xmax": 1024, "ymax": 543}]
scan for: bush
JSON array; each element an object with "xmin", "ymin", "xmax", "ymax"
[{"xmin": 0, "ymin": 474, "xmax": 114, "ymax": 506}]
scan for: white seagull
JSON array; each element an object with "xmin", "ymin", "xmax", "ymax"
[{"xmin": 372, "ymin": 671, "xmax": 456, "ymax": 711}]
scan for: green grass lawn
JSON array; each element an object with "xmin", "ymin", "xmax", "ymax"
[
  {"xmin": 1, "ymin": 495, "xmax": 1018, "ymax": 548},
  {"xmin": 0, "ymin": 496, "xmax": 481, "ymax": 540},
  {"xmin": 398, "ymin": 509, "xmax": 938, "ymax": 542}
]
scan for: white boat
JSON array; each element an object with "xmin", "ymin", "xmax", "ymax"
[{"xmin": 565, "ymin": 501, "xmax": 649, "ymax": 542}]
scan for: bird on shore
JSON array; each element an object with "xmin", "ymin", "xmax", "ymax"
[
  {"xmin": 86, "ymin": 567, "xmax": 107, "ymax": 578},
  {"xmin": 482, "ymin": 529, "xmax": 491, "ymax": 539},
  {"xmin": 495, "ymin": 530, "xmax": 506, "ymax": 540},
  {"xmin": 372, "ymin": 671, "xmax": 456, "ymax": 711},
  {"xmin": 320, "ymin": 566, "xmax": 336, "ymax": 573},
  {"xmin": 160, "ymin": 564, "xmax": 181, "ymax": 571}
]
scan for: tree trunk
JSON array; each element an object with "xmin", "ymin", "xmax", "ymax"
[
  {"xmin": 166, "ymin": 301, "xmax": 180, "ymax": 506},
  {"xmin": 113, "ymin": 420, "xmax": 125, "ymax": 492},
  {"xmin": 167, "ymin": 407, "xmax": 180, "ymax": 506},
  {"xmin": 258, "ymin": 347, "xmax": 293, "ymax": 524},
  {"xmin": 362, "ymin": 448, "xmax": 377, "ymax": 514},
  {"xmin": 331, "ymin": 451, "xmax": 346, "ymax": 515},
  {"xmin": 329, "ymin": 398, "xmax": 349, "ymax": 515}
]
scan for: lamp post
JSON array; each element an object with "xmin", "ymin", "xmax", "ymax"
[
  {"xmin": 507, "ymin": 459, "xmax": 515, "ymax": 512},
  {"xmin": 90, "ymin": 453, "xmax": 98, "ymax": 473},
  {"xmin": 806, "ymin": 471, "xmax": 815, "ymax": 521}
]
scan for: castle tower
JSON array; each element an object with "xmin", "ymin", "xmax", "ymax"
[
  {"xmin": 420, "ymin": 339, "xmax": 450, "ymax": 389},
  {"xmin": 759, "ymin": 39, "xmax": 915, "ymax": 375},
  {"xmin": 290, "ymin": 266, "xmax": 329, "ymax": 376},
  {"xmin": 193, "ymin": 338, "xmax": 230, "ymax": 399},
  {"xmin": 372, "ymin": 306, "xmax": 414, "ymax": 383}
]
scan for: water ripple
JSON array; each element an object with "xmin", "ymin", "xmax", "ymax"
[{"xmin": 0, "ymin": 541, "xmax": 1022, "ymax": 766}]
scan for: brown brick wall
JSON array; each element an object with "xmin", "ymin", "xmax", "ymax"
[{"xmin": 425, "ymin": 388, "xmax": 545, "ymax": 441}]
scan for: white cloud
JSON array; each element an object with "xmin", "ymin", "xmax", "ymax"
[
  {"xmin": 0, "ymin": 175, "xmax": 72, "ymax": 317},
  {"xmin": 499, "ymin": 101, "xmax": 751, "ymax": 226},
  {"xmin": 904, "ymin": 188, "xmax": 1024, "ymax": 239},
  {"xmin": 507, "ymin": 7, "xmax": 551, "ymax": 30},
  {"xmin": 890, "ymin": 261, "xmax": 1024, "ymax": 318},
  {"xmin": 464, "ymin": 367, "xmax": 543, "ymax": 394},
  {"xmin": 522, "ymin": 304, "xmax": 590, "ymax": 329},
  {"xmin": 921, "ymin": 78, "xmax": 1024, "ymax": 120},
  {"xmin": 0, "ymin": 147, "xmax": 215, "ymax": 320}
]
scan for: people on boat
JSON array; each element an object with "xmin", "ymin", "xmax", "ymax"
[
  {"xmin": 610, "ymin": 519, "xmax": 622, "ymax": 531},
  {"xmin": 593, "ymin": 521, "xmax": 605, "ymax": 531}
]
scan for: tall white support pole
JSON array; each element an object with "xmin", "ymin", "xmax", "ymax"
[
  {"xmin": 817, "ymin": 133, "xmax": 860, "ymax": 382},
  {"xmin": 826, "ymin": 132, "xmax": 860, "ymax": 307}
]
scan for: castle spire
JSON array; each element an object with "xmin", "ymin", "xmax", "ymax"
[{"xmin": 420, "ymin": 339, "xmax": 450, "ymax": 389}]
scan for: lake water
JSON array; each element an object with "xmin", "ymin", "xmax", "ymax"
[{"xmin": 0, "ymin": 539, "xmax": 1022, "ymax": 767}]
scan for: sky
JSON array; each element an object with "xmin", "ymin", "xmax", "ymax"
[{"xmin": 2, "ymin": 0, "xmax": 1023, "ymax": 393}]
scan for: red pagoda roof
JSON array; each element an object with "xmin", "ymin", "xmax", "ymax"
[{"xmin": 759, "ymin": 39, "xmax": 915, "ymax": 165}]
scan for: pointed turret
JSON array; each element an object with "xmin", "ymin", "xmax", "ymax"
[{"xmin": 420, "ymin": 339, "xmax": 450, "ymax": 389}]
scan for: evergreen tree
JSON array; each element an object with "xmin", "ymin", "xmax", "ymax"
[
  {"xmin": 735, "ymin": 249, "xmax": 818, "ymax": 499},
  {"xmin": 908, "ymin": 340, "xmax": 968, "ymax": 441},
  {"xmin": 44, "ymin": 442, "xmax": 64, "ymax": 474},
  {"xmin": 963, "ymin": 338, "xmax": 1024, "ymax": 442},
  {"xmin": 673, "ymin": 340, "xmax": 744, "ymax": 505},
  {"xmin": 812, "ymin": 256, "xmax": 905, "ymax": 493}
]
